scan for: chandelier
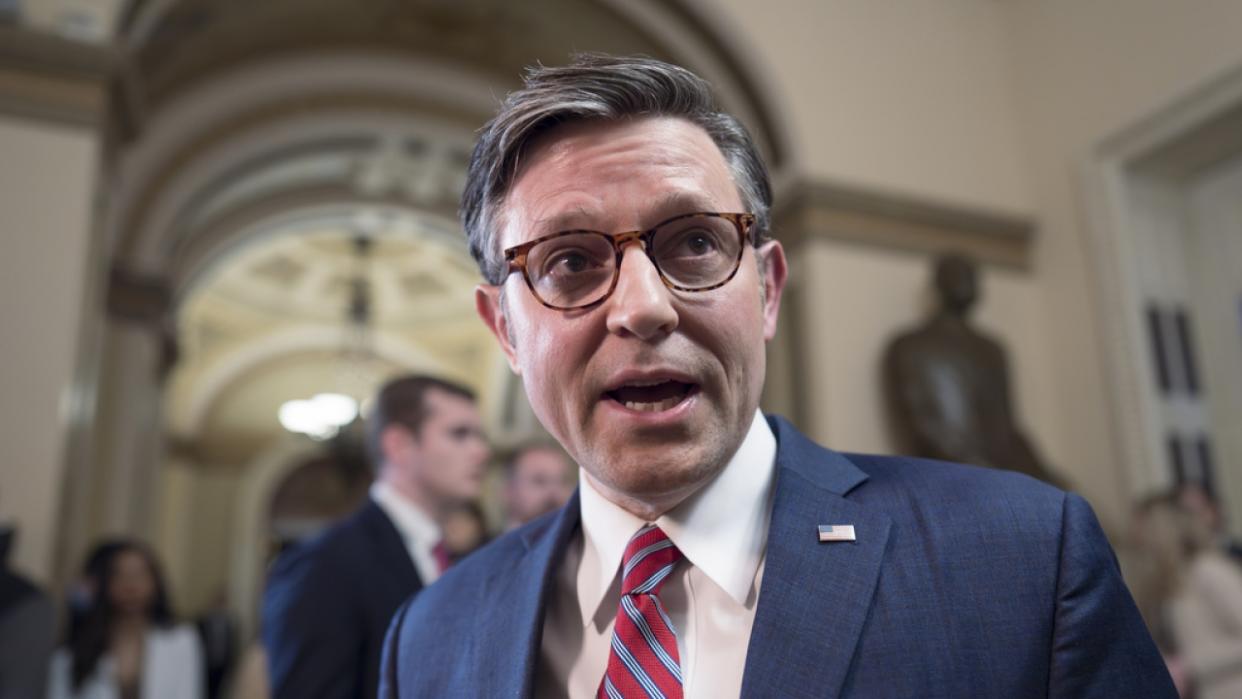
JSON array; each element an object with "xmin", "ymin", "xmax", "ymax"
[{"xmin": 278, "ymin": 233, "xmax": 378, "ymax": 440}]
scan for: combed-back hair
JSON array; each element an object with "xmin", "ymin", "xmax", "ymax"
[
  {"xmin": 461, "ymin": 53, "xmax": 773, "ymax": 285},
  {"xmin": 365, "ymin": 374, "xmax": 476, "ymax": 469}
]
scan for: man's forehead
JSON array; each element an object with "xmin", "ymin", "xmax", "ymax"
[{"xmin": 530, "ymin": 191, "xmax": 722, "ymax": 232}]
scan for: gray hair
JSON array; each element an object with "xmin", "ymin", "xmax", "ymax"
[{"xmin": 461, "ymin": 53, "xmax": 773, "ymax": 285}]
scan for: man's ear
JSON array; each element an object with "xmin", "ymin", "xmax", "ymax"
[
  {"xmin": 476, "ymin": 284, "xmax": 520, "ymax": 374},
  {"xmin": 758, "ymin": 240, "xmax": 788, "ymax": 342},
  {"xmin": 379, "ymin": 424, "xmax": 413, "ymax": 469}
]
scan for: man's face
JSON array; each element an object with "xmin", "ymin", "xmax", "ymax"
[
  {"xmin": 477, "ymin": 117, "xmax": 786, "ymax": 512},
  {"xmin": 505, "ymin": 448, "xmax": 575, "ymax": 525},
  {"xmin": 402, "ymin": 389, "xmax": 491, "ymax": 506}
]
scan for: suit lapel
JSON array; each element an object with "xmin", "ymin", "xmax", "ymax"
[
  {"xmin": 740, "ymin": 417, "xmax": 892, "ymax": 698},
  {"xmin": 477, "ymin": 491, "xmax": 582, "ymax": 698},
  {"xmin": 362, "ymin": 499, "xmax": 421, "ymax": 591}
]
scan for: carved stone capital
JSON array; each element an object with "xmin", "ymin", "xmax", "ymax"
[
  {"xmin": 106, "ymin": 264, "xmax": 169, "ymax": 324},
  {"xmin": 0, "ymin": 24, "xmax": 115, "ymax": 126},
  {"xmin": 106, "ymin": 264, "xmax": 180, "ymax": 377}
]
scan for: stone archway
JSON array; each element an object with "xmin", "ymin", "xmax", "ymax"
[
  {"xmin": 59, "ymin": 0, "xmax": 793, "ymax": 603},
  {"xmin": 229, "ymin": 436, "xmax": 330, "ymax": 641},
  {"xmin": 68, "ymin": 51, "xmax": 496, "ymax": 597}
]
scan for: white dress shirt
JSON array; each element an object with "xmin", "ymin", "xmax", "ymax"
[
  {"xmin": 369, "ymin": 482, "xmax": 443, "ymax": 585},
  {"xmin": 537, "ymin": 410, "xmax": 778, "ymax": 698}
]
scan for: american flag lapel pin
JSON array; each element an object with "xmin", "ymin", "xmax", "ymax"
[{"xmin": 818, "ymin": 524, "xmax": 856, "ymax": 543}]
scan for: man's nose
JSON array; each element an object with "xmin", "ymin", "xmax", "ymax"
[{"xmin": 604, "ymin": 244, "xmax": 678, "ymax": 340}]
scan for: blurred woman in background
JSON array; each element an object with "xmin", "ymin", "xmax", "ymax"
[
  {"xmin": 48, "ymin": 540, "xmax": 203, "ymax": 699},
  {"xmin": 1128, "ymin": 493, "xmax": 1192, "ymax": 695},
  {"xmin": 441, "ymin": 501, "xmax": 491, "ymax": 564},
  {"xmin": 1131, "ymin": 490, "xmax": 1242, "ymax": 699}
]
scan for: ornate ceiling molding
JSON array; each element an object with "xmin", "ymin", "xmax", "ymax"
[
  {"xmin": 773, "ymin": 178, "xmax": 1036, "ymax": 271},
  {"xmin": 166, "ymin": 185, "xmax": 463, "ymax": 303},
  {"xmin": 110, "ymin": 61, "xmax": 487, "ymax": 268}
]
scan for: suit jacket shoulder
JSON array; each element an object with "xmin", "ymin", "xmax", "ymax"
[
  {"xmin": 381, "ymin": 505, "xmax": 574, "ymax": 698},
  {"xmin": 0, "ymin": 575, "xmax": 53, "ymax": 699},
  {"xmin": 756, "ymin": 415, "xmax": 1172, "ymax": 698},
  {"xmin": 843, "ymin": 450, "xmax": 1067, "ymax": 560},
  {"xmin": 264, "ymin": 499, "xmax": 422, "ymax": 699},
  {"xmin": 270, "ymin": 499, "xmax": 410, "ymax": 579}
]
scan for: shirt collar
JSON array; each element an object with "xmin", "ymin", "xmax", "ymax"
[
  {"xmin": 369, "ymin": 481, "xmax": 441, "ymax": 550},
  {"xmin": 577, "ymin": 410, "xmax": 777, "ymax": 625}
]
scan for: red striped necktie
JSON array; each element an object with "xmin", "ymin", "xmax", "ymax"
[{"xmin": 598, "ymin": 524, "xmax": 685, "ymax": 699}]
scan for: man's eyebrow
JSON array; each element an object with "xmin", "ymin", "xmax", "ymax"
[
  {"xmin": 615, "ymin": 191, "xmax": 723, "ymax": 230},
  {"xmin": 652, "ymin": 191, "xmax": 719, "ymax": 218},
  {"xmin": 533, "ymin": 205, "xmax": 606, "ymax": 233}
]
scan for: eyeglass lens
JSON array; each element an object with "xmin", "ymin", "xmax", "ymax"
[{"xmin": 525, "ymin": 215, "xmax": 743, "ymax": 308}]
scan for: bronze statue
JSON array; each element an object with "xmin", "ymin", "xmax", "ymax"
[{"xmin": 883, "ymin": 253, "xmax": 1066, "ymax": 488}]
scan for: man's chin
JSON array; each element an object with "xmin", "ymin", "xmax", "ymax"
[{"xmin": 588, "ymin": 450, "xmax": 723, "ymax": 507}]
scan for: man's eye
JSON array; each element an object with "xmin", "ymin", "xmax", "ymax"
[
  {"xmin": 684, "ymin": 232, "xmax": 717, "ymax": 255},
  {"xmin": 544, "ymin": 250, "xmax": 599, "ymax": 276},
  {"xmin": 555, "ymin": 252, "xmax": 589, "ymax": 272},
  {"xmin": 664, "ymin": 230, "xmax": 720, "ymax": 258}
]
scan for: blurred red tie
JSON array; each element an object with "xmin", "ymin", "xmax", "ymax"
[{"xmin": 432, "ymin": 540, "xmax": 452, "ymax": 574}]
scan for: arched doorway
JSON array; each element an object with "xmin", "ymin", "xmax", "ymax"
[{"xmin": 58, "ymin": 0, "xmax": 791, "ymax": 630}]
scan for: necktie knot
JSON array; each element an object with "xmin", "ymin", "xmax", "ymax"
[{"xmin": 620, "ymin": 525, "xmax": 683, "ymax": 596}]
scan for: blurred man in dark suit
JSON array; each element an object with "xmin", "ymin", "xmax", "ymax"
[
  {"xmin": 0, "ymin": 525, "xmax": 54, "ymax": 699},
  {"xmin": 263, "ymin": 375, "xmax": 489, "ymax": 699}
]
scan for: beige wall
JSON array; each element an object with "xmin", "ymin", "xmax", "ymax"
[
  {"xmin": 182, "ymin": 468, "xmax": 240, "ymax": 613},
  {"xmin": 0, "ymin": 115, "xmax": 97, "ymax": 582},
  {"xmin": 1004, "ymin": 0, "xmax": 1242, "ymax": 527},
  {"xmin": 705, "ymin": 0, "xmax": 1055, "ymax": 479},
  {"xmin": 709, "ymin": 0, "xmax": 1032, "ymax": 213}
]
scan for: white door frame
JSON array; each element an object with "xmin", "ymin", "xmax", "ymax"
[{"xmin": 1084, "ymin": 64, "xmax": 1242, "ymax": 500}]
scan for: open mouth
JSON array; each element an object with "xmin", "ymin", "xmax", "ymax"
[{"xmin": 604, "ymin": 379, "xmax": 697, "ymax": 413}]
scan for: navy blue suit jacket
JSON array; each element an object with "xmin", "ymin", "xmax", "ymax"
[
  {"xmin": 263, "ymin": 498, "xmax": 422, "ymax": 699},
  {"xmin": 380, "ymin": 416, "xmax": 1175, "ymax": 697}
]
